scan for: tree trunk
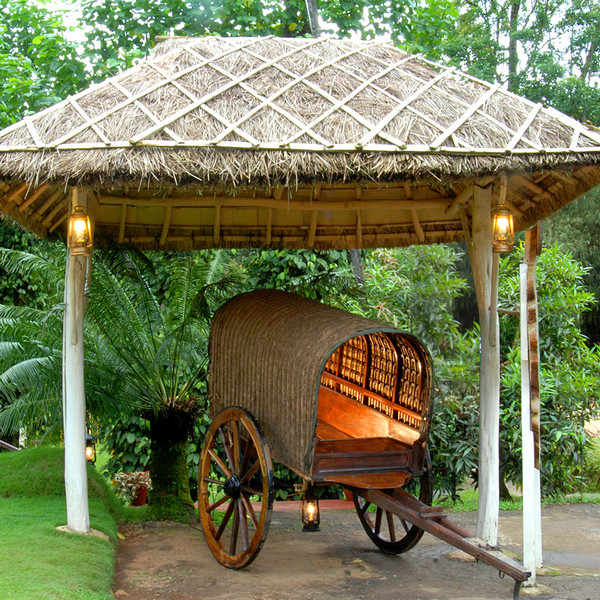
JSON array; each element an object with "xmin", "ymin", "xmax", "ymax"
[
  {"xmin": 507, "ymin": 0, "xmax": 521, "ymax": 92},
  {"xmin": 305, "ymin": 0, "xmax": 321, "ymax": 36},
  {"xmin": 349, "ymin": 249, "xmax": 364, "ymax": 285},
  {"xmin": 149, "ymin": 411, "xmax": 196, "ymax": 522}
]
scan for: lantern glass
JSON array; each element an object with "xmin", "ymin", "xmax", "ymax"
[
  {"xmin": 68, "ymin": 206, "xmax": 92, "ymax": 255},
  {"xmin": 85, "ymin": 433, "xmax": 96, "ymax": 464},
  {"xmin": 492, "ymin": 205, "xmax": 514, "ymax": 253},
  {"xmin": 302, "ymin": 488, "xmax": 320, "ymax": 532}
]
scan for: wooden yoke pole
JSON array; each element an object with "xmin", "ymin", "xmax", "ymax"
[
  {"xmin": 62, "ymin": 187, "xmax": 91, "ymax": 533},
  {"xmin": 471, "ymin": 184, "xmax": 500, "ymax": 545}
]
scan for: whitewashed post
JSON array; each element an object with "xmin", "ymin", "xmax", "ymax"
[
  {"xmin": 63, "ymin": 188, "xmax": 91, "ymax": 533},
  {"xmin": 471, "ymin": 184, "xmax": 500, "ymax": 546},
  {"xmin": 520, "ymin": 265, "xmax": 543, "ymax": 585}
]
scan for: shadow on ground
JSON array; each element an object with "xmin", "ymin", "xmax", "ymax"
[{"xmin": 112, "ymin": 503, "xmax": 600, "ymax": 600}]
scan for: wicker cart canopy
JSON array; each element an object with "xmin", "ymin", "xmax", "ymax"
[
  {"xmin": 208, "ymin": 289, "xmax": 432, "ymax": 477},
  {"xmin": 1, "ymin": 35, "xmax": 600, "ymax": 249}
]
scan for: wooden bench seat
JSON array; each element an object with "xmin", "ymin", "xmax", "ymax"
[{"xmin": 312, "ymin": 436, "xmax": 413, "ymax": 482}]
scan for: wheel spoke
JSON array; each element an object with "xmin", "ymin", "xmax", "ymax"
[
  {"xmin": 241, "ymin": 485, "xmax": 263, "ymax": 497},
  {"xmin": 203, "ymin": 477, "xmax": 226, "ymax": 486},
  {"xmin": 218, "ymin": 427, "xmax": 235, "ymax": 472},
  {"xmin": 374, "ymin": 508, "xmax": 383, "ymax": 534},
  {"xmin": 215, "ymin": 501, "xmax": 235, "ymax": 541},
  {"xmin": 238, "ymin": 499, "xmax": 250, "ymax": 551},
  {"xmin": 239, "ymin": 434, "xmax": 254, "ymax": 478},
  {"xmin": 208, "ymin": 447, "xmax": 233, "ymax": 478},
  {"xmin": 386, "ymin": 512, "xmax": 396, "ymax": 542},
  {"xmin": 360, "ymin": 500, "xmax": 371, "ymax": 515},
  {"xmin": 230, "ymin": 500, "xmax": 240, "ymax": 555},
  {"xmin": 207, "ymin": 494, "xmax": 230, "ymax": 512},
  {"xmin": 240, "ymin": 459, "xmax": 260, "ymax": 484},
  {"xmin": 232, "ymin": 420, "xmax": 241, "ymax": 475},
  {"xmin": 241, "ymin": 494, "xmax": 259, "ymax": 528},
  {"xmin": 400, "ymin": 518, "xmax": 411, "ymax": 534}
]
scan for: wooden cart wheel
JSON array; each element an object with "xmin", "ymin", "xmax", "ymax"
[
  {"xmin": 353, "ymin": 455, "xmax": 433, "ymax": 554},
  {"xmin": 199, "ymin": 407, "xmax": 274, "ymax": 569}
]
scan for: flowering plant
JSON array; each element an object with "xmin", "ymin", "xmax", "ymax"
[{"xmin": 113, "ymin": 471, "xmax": 152, "ymax": 503}]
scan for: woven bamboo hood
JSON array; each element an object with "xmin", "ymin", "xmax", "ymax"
[{"xmin": 208, "ymin": 289, "xmax": 432, "ymax": 475}]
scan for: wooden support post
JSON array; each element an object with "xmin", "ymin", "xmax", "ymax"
[
  {"xmin": 62, "ymin": 188, "xmax": 91, "ymax": 534},
  {"xmin": 520, "ymin": 262, "xmax": 543, "ymax": 586},
  {"xmin": 471, "ymin": 184, "xmax": 500, "ymax": 546},
  {"xmin": 308, "ymin": 210, "xmax": 318, "ymax": 247},
  {"xmin": 266, "ymin": 207, "xmax": 273, "ymax": 246}
]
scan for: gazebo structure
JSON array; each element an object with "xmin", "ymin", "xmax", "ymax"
[{"xmin": 1, "ymin": 36, "xmax": 599, "ymax": 556}]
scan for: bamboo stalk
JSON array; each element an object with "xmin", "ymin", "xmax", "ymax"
[{"xmin": 19, "ymin": 184, "xmax": 49, "ymax": 212}]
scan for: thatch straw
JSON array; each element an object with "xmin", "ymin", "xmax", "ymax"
[{"xmin": 1, "ymin": 35, "xmax": 599, "ymax": 188}]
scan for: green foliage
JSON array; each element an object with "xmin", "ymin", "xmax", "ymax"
[
  {"xmin": 0, "ymin": 0, "xmax": 87, "ymax": 126},
  {"xmin": 544, "ymin": 189, "xmax": 600, "ymax": 345},
  {"xmin": 242, "ymin": 248, "xmax": 359, "ymax": 307},
  {"xmin": 362, "ymin": 246, "xmax": 467, "ymax": 358},
  {"xmin": 498, "ymin": 244, "xmax": 600, "ymax": 495},
  {"xmin": 582, "ymin": 437, "xmax": 600, "ymax": 492},
  {"xmin": 100, "ymin": 415, "xmax": 152, "ymax": 475},
  {"xmin": 0, "ymin": 220, "xmax": 47, "ymax": 307}
]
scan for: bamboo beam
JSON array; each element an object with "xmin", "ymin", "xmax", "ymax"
[
  {"xmin": 34, "ymin": 190, "xmax": 64, "ymax": 220},
  {"xmin": 512, "ymin": 175, "xmax": 552, "ymax": 200},
  {"xmin": 19, "ymin": 184, "xmax": 49, "ymax": 212},
  {"xmin": 308, "ymin": 211, "xmax": 318, "ymax": 247},
  {"xmin": 118, "ymin": 205, "xmax": 127, "ymax": 243},
  {"xmin": 49, "ymin": 212, "xmax": 69, "ymax": 233},
  {"xmin": 213, "ymin": 205, "xmax": 221, "ymax": 245},
  {"xmin": 160, "ymin": 205, "xmax": 172, "ymax": 246},
  {"xmin": 356, "ymin": 210, "xmax": 363, "ymax": 247},
  {"xmin": 97, "ymin": 194, "xmax": 453, "ymax": 212},
  {"xmin": 43, "ymin": 199, "xmax": 68, "ymax": 227},
  {"xmin": 266, "ymin": 207, "xmax": 273, "ymax": 245},
  {"xmin": 410, "ymin": 209, "xmax": 425, "ymax": 243},
  {"xmin": 7, "ymin": 183, "xmax": 28, "ymax": 204}
]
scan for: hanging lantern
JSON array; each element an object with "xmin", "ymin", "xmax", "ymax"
[
  {"xmin": 301, "ymin": 487, "xmax": 320, "ymax": 532},
  {"xmin": 85, "ymin": 433, "xmax": 96, "ymax": 464},
  {"xmin": 67, "ymin": 206, "xmax": 93, "ymax": 255},
  {"xmin": 492, "ymin": 204, "xmax": 514, "ymax": 253}
]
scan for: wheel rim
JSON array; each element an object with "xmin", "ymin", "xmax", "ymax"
[
  {"xmin": 353, "ymin": 461, "xmax": 433, "ymax": 555},
  {"xmin": 199, "ymin": 407, "xmax": 273, "ymax": 569}
]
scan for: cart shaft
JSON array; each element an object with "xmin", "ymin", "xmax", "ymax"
[{"xmin": 354, "ymin": 486, "xmax": 531, "ymax": 584}]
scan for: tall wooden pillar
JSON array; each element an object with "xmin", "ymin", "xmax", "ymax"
[
  {"xmin": 62, "ymin": 188, "xmax": 91, "ymax": 533},
  {"xmin": 471, "ymin": 184, "xmax": 500, "ymax": 545}
]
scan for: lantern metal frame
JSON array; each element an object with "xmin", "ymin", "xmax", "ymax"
[
  {"xmin": 67, "ymin": 205, "xmax": 93, "ymax": 255},
  {"xmin": 492, "ymin": 204, "xmax": 515, "ymax": 253}
]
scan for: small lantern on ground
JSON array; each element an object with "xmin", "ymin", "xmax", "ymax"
[
  {"xmin": 67, "ymin": 205, "xmax": 93, "ymax": 255},
  {"xmin": 492, "ymin": 204, "xmax": 515, "ymax": 253},
  {"xmin": 85, "ymin": 432, "xmax": 96, "ymax": 464},
  {"xmin": 302, "ymin": 487, "xmax": 320, "ymax": 532}
]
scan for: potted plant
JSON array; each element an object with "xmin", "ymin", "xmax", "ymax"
[{"xmin": 114, "ymin": 471, "xmax": 152, "ymax": 506}]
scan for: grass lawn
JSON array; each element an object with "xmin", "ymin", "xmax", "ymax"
[{"xmin": 0, "ymin": 446, "xmax": 145, "ymax": 600}]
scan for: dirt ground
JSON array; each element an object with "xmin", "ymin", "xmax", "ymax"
[{"xmin": 112, "ymin": 502, "xmax": 600, "ymax": 600}]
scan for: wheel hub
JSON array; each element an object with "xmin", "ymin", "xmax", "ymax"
[{"xmin": 224, "ymin": 474, "xmax": 242, "ymax": 499}]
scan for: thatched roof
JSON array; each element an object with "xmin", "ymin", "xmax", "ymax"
[{"xmin": 1, "ymin": 35, "xmax": 600, "ymax": 249}]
